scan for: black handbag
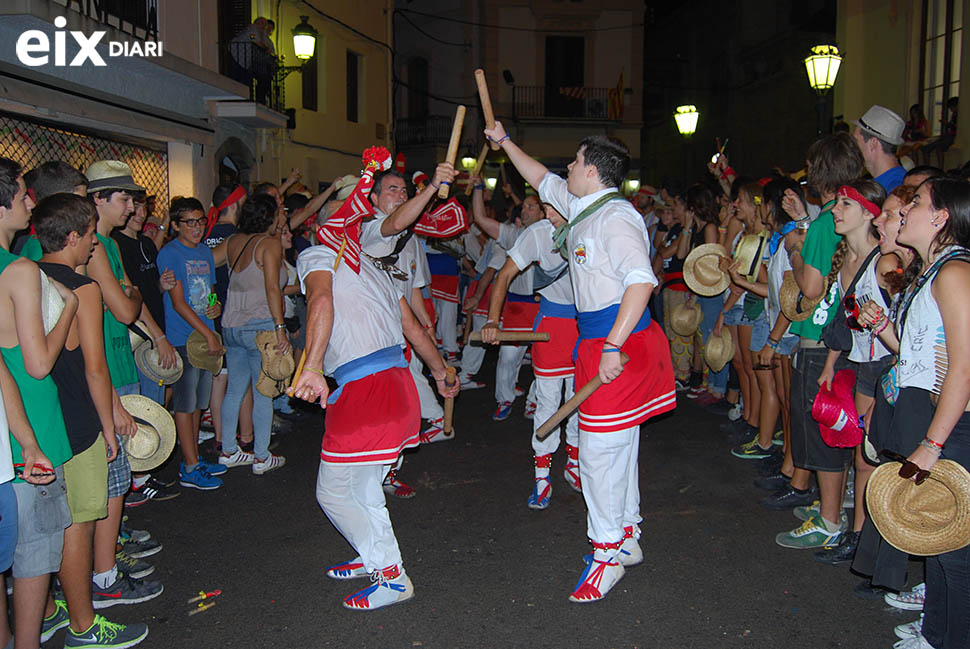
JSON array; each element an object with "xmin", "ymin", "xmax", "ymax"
[{"xmin": 821, "ymin": 247, "xmax": 880, "ymax": 352}]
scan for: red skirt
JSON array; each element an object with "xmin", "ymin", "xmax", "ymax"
[
  {"xmin": 431, "ymin": 275, "xmax": 459, "ymax": 303},
  {"xmin": 501, "ymin": 297, "xmax": 540, "ymax": 332},
  {"xmin": 423, "ymin": 297, "xmax": 436, "ymax": 325},
  {"xmin": 321, "ymin": 367, "xmax": 420, "ymax": 464},
  {"xmin": 574, "ymin": 322, "xmax": 676, "ymax": 433},
  {"xmin": 532, "ymin": 315, "xmax": 578, "ymax": 379},
  {"xmin": 465, "ymin": 279, "xmax": 493, "ymax": 317}
]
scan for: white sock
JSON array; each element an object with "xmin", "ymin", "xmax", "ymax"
[
  {"xmin": 131, "ymin": 474, "xmax": 149, "ymax": 489},
  {"xmin": 93, "ymin": 565, "xmax": 119, "ymax": 590}
]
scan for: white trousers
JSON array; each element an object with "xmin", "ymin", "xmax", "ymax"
[
  {"xmin": 532, "ymin": 376, "xmax": 579, "ymax": 456},
  {"xmin": 434, "ymin": 299, "xmax": 459, "ymax": 353},
  {"xmin": 316, "ymin": 461, "xmax": 402, "ymax": 573},
  {"xmin": 408, "ymin": 352, "xmax": 443, "ymax": 421},
  {"xmin": 495, "ymin": 343, "xmax": 528, "ymax": 404},
  {"xmin": 578, "ymin": 426, "xmax": 642, "ymax": 550},
  {"xmin": 459, "ymin": 314, "xmax": 488, "ymax": 377}
]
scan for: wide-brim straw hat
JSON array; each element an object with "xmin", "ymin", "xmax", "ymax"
[
  {"xmin": 813, "ymin": 369, "xmax": 861, "ymax": 447},
  {"xmin": 256, "ymin": 369, "xmax": 287, "ymax": 399},
  {"xmin": 334, "ymin": 174, "xmax": 359, "ymax": 201},
  {"xmin": 254, "ymin": 330, "xmax": 296, "ymax": 381},
  {"xmin": 670, "ymin": 301, "xmax": 703, "ymax": 337},
  {"xmin": 704, "ymin": 328, "xmax": 735, "ymax": 372},
  {"xmin": 684, "ymin": 243, "xmax": 730, "ymax": 296},
  {"xmin": 120, "ymin": 394, "xmax": 176, "ymax": 473},
  {"xmin": 39, "ymin": 268, "xmax": 65, "ymax": 335},
  {"xmin": 186, "ymin": 330, "xmax": 224, "ymax": 374},
  {"xmin": 779, "ymin": 274, "xmax": 823, "ymax": 322},
  {"xmin": 734, "ymin": 232, "xmax": 769, "ymax": 282},
  {"xmin": 133, "ymin": 338, "xmax": 184, "ymax": 386},
  {"xmin": 85, "ymin": 160, "xmax": 145, "ymax": 194},
  {"xmin": 867, "ymin": 459, "xmax": 970, "ymax": 556}
]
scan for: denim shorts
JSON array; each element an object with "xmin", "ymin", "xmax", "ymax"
[
  {"xmin": 722, "ymin": 302, "xmax": 744, "ymax": 327},
  {"xmin": 777, "ymin": 335, "xmax": 799, "ymax": 356},
  {"xmin": 0, "ymin": 482, "xmax": 18, "ymax": 573},
  {"xmin": 748, "ymin": 312, "xmax": 770, "ymax": 351},
  {"xmin": 791, "ymin": 347, "xmax": 852, "ymax": 471},
  {"xmin": 12, "ymin": 465, "xmax": 71, "ymax": 579},
  {"xmin": 850, "ymin": 356, "xmax": 894, "ymax": 398}
]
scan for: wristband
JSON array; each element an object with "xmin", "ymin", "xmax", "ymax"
[
  {"xmin": 485, "ymin": 319, "xmax": 497, "ymax": 325},
  {"xmin": 767, "ymin": 338, "xmax": 779, "ymax": 350},
  {"xmin": 275, "ymin": 323, "xmax": 287, "ymax": 330},
  {"xmin": 494, "ymin": 134, "xmax": 510, "ymax": 145},
  {"xmin": 475, "ymin": 184, "xmax": 485, "ymax": 191},
  {"xmin": 872, "ymin": 318, "xmax": 889, "ymax": 336},
  {"xmin": 920, "ymin": 439, "xmax": 943, "ymax": 454},
  {"xmin": 603, "ymin": 340, "xmax": 621, "ymax": 349},
  {"xmin": 923, "ymin": 436, "xmax": 944, "ymax": 450},
  {"xmin": 155, "ymin": 334, "xmax": 167, "ymax": 342},
  {"xmin": 601, "ymin": 348, "xmax": 621, "ymax": 353},
  {"xmin": 858, "ymin": 414, "xmax": 866, "ymax": 429},
  {"xmin": 305, "ymin": 367, "xmax": 325, "ymax": 377}
]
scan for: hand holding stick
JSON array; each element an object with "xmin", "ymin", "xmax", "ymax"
[
  {"xmin": 442, "ymin": 366, "xmax": 457, "ymax": 435},
  {"xmin": 439, "ymin": 105, "xmax": 466, "ymax": 199},
  {"xmin": 535, "ymin": 353, "xmax": 629, "ymax": 441},
  {"xmin": 475, "ymin": 69, "xmax": 500, "ymax": 151},
  {"xmin": 469, "ymin": 331, "xmax": 550, "ymax": 343},
  {"xmin": 464, "ymin": 144, "xmax": 490, "ymax": 196}
]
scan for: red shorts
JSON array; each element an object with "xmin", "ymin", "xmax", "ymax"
[
  {"xmin": 431, "ymin": 275, "xmax": 459, "ymax": 303},
  {"xmin": 321, "ymin": 367, "xmax": 420, "ymax": 464},
  {"xmin": 466, "ymin": 279, "xmax": 493, "ymax": 317},
  {"xmin": 532, "ymin": 315, "xmax": 578, "ymax": 379},
  {"xmin": 501, "ymin": 297, "xmax": 540, "ymax": 332},
  {"xmin": 574, "ymin": 322, "xmax": 676, "ymax": 433}
]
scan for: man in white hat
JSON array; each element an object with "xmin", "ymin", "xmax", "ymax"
[{"xmin": 852, "ymin": 105, "xmax": 906, "ymax": 192}]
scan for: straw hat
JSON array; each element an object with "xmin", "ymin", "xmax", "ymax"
[
  {"xmin": 254, "ymin": 331, "xmax": 296, "ymax": 381},
  {"xmin": 867, "ymin": 459, "xmax": 970, "ymax": 556},
  {"xmin": 779, "ymin": 274, "xmax": 823, "ymax": 322},
  {"xmin": 684, "ymin": 243, "xmax": 730, "ymax": 296},
  {"xmin": 670, "ymin": 301, "xmax": 703, "ymax": 337},
  {"xmin": 704, "ymin": 328, "xmax": 735, "ymax": 372},
  {"xmin": 334, "ymin": 174, "xmax": 359, "ymax": 201},
  {"xmin": 39, "ymin": 268, "xmax": 65, "ymax": 335},
  {"xmin": 84, "ymin": 160, "xmax": 144, "ymax": 194},
  {"xmin": 120, "ymin": 394, "xmax": 176, "ymax": 473},
  {"xmin": 132, "ymin": 339, "xmax": 183, "ymax": 386},
  {"xmin": 256, "ymin": 369, "xmax": 288, "ymax": 399},
  {"xmin": 733, "ymin": 232, "xmax": 769, "ymax": 282},
  {"xmin": 813, "ymin": 369, "xmax": 861, "ymax": 447},
  {"xmin": 186, "ymin": 330, "xmax": 224, "ymax": 374}
]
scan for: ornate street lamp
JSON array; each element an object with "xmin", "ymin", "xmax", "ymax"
[
  {"xmin": 291, "ymin": 16, "xmax": 318, "ymax": 60},
  {"xmin": 804, "ymin": 45, "xmax": 843, "ymax": 134},
  {"xmin": 674, "ymin": 105, "xmax": 699, "ymax": 137},
  {"xmin": 805, "ymin": 45, "xmax": 842, "ymax": 93}
]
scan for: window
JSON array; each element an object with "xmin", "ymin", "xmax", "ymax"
[
  {"xmin": 347, "ymin": 50, "xmax": 360, "ymax": 123},
  {"xmin": 302, "ymin": 52, "xmax": 318, "ymax": 111},
  {"xmin": 920, "ymin": 0, "xmax": 962, "ymax": 135}
]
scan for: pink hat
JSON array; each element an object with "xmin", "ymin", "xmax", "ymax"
[{"xmin": 813, "ymin": 369, "xmax": 860, "ymax": 447}]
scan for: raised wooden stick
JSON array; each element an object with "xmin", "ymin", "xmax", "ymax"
[
  {"xmin": 464, "ymin": 144, "xmax": 490, "ymax": 196},
  {"xmin": 469, "ymin": 331, "xmax": 550, "ymax": 343},
  {"xmin": 438, "ymin": 105, "xmax": 466, "ymax": 199},
  {"xmin": 442, "ymin": 366, "xmax": 457, "ymax": 434},
  {"xmin": 289, "ymin": 350, "xmax": 307, "ymax": 391},
  {"xmin": 475, "ymin": 69, "xmax": 500, "ymax": 151},
  {"xmin": 535, "ymin": 353, "xmax": 629, "ymax": 441}
]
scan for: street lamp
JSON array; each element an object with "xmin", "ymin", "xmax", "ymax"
[
  {"xmin": 674, "ymin": 105, "xmax": 699, "ymax": 137},
  {"xmin": 804, "ymin": 45, "xmax": 843, "ymax": 135},
  {"xmin": 278, "ymin": 16, "xmax": 318, "ymax": 80}
]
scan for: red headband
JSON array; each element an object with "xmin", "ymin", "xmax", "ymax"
[
  {"xmin": 837, "ymin": 185, "xmax": 881, "ymax": 219},
  {"xmin": 205, "ymin": 185, "xmax": 246, "ymax": 237}
]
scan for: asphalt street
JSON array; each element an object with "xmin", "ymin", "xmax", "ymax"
[{"xmin": 52, "ymin": 351, "xmax": 924, "ymax": 649}]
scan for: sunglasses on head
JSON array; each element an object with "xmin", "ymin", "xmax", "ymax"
[
  {"xmin": 843, "ymin": 294, "xmax": 864, "ymax": 331},
  {"xmin": 880, "ymin": 449, "xmax": 931, "ymax": 485}
]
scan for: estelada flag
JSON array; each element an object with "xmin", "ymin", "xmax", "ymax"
[{"xmin": 414, "ymin": 198, "xmax": 468, "ymax": 239}]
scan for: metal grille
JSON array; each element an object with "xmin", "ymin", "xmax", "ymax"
[{"xmin": 0, "ymin": 113, "xmax": 169, "ymax": 207}]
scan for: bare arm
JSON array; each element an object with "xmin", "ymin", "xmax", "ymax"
[
  {"xmin": 288, "ymin": 270, "xmax": 334, "ymax": 406},
  {"xmin": 401, "ymin": 297, "xmax": 457, "ymax": 399},
  {"xmin": 462, "ymin": 267, "xmax": 496, "ymax": 311},
  {"xmin": 482, "ymin": 120, "xmax": 549, "ymax": 190},
  {"xmin": 409, "ymin": 287, "xmax": 434, "ymax": 330},
  {"xmin": 9, "ymin": 261, "xmax": 78, "ymax": 378},
  {"xmin": 87, "ymin": 243, "xmax": 142, "ymax": 324},
  {"xmin": 0, "ymin": 354, "xmax": 54, "ymax": 483},
  {"xmin": 380, "ymin": 163, "xmax": 457, "ymax": 237},
  {"xmin": 469, "ymin": 185, "xmax": 501, "ymax": 240},
  {"xmin": 259, "ymin": 239, "xmax": 289, "ymax": 352},
  {"xmin": 600, "ymin": 283, "xmax": 653, "ymax": 383},
  {"xmin": 289, "ymin": 183, "xmax": 336, "ymax": 231},
  {"xmin": 481, "ymin": 258, "xmax": 521, "ymax": 343}
]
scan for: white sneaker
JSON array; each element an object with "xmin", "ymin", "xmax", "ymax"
[
  {"xmin": 885, "ymin": 582, "xmax": 926, "ymax": 610},
  {"xmin": 198, "ymin": 429, "xmax": 215, "ymax": 442},
  {"xmin": 894, "ymin": 614, "xmax": 923, "ymax": 640},
  {"xmin": 343, "ymin": 565, "xmax": 414, "ymax": 610},
  {"xmin": 893, "ymin": 634, "xmax": 933, "ymax": 649},
  {"xmin": 728, "ymin": 399, "xmax": 743, "ymax": 421},
  {"xmin": 252, "ymin": 454, "xmax": 286, "ymax": 475},
  {"xmin": 218, "ymin": 449, "xmax": 255, "ymax": 468}
]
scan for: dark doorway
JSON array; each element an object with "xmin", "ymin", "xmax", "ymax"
[{"xmin": 545, "ymin": 36, "xmax": 584, "ymax": 118}]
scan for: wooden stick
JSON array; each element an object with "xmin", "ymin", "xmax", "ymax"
[
  {"xmin": 464, "ymin": 144, "xmax": 490, "ymax": 196},
  {"xmin": 469, "ymin": 331, "xmax": 550, "ymax": 342},
  {"xmin": 438, "ymin": 105, "xmax": 466, "ymax": 199},
  {"xmin": 475, "ymin": 69, "xmax": 500, "ymax": 151},
  {"xmin": 535, "ymin": 353, "xmax": 629, "ymax": 441},
  {"xmin": 461, "ymin": 307, "xmax": 475, "ymax": 345},
  {"xmin": 442, "ymin": 366, "xmax": 457, "ymax": 434},
  {"xmin": 287, "ymin": 350, "xmax": 307, "ymax": 394}
]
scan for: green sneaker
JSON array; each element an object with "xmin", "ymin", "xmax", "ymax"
[
  {"xmin": 772, "ymin": 429, "xmax": 784, "ymax": 446},
  {"xmin": 40, "ymin": 598, "xmax": 70, "ymax": 643},
  {"xmin": 775, "ymin": 514, "xmax": 844, "ymax": 549},
  {"xmin": 793, "ymin": 500, "xmax": 821, "ymax": 521},
  {"xmin": 731, "ymin": 436, "xmax": 776, "ymax": 460},
  {"xmin": 64, "ymin": 615, "xmax": 148, "ymax": 649}
]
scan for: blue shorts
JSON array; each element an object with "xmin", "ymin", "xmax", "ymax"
[
  {"xmin": 0, "ymin": 482, "xmax": 18, "ymax": 573},
  {"xmin": 748, "ymin": 312, "xmax": 770, "ymax": 351},
  {"xmin": 722, "ymin": 302, "xmax": 744, "ymax": 327}
]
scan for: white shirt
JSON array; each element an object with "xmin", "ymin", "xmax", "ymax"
[
  {"xmin": 538, "ymin": 173, "xmax": 657, "ymax": 312},
  {"xmin": 477, "ymin": 239, "xmax": 504, "ymax": 276},
  {"xmin": 766, "ymin": 245, "xmax": 791, "ymax": 330},
  {"xmin": 0, "ymin": 385, "xmax": 13, "ymax": 485},
  {"xmin": 297, "ymin": 246, "xmax": 405, "ymax": 375},
  {"xmin": 360, "ymin": 209, "xmax": 399, "ymax": 258},
  {"xmin": 464, "ymin": 225, "xmax": 484, "ymax": 264},
  {"xmin": 507, "ymin": 219, "xmax": 573, "ymax": 305},
  {"xmin": 491, "ymin": 222, "xmax": 533, "ymax": 295},
  {"xmin": 839, "ymin": 253, "xmax": 891, "ymax": 363}
]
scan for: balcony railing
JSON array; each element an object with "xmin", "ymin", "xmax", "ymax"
[
  {"xmin": 512, "ymin": 86, "xmax": 622, "ymax": 121},
  {"xmin": 56, "ymin": 0, "xmax": 158, "ymax": 41},
  {"xmin": 395, "ymin": 115, "xmax": 454, "ymax": 147},
  {"xmin": 221, "ymin": 41, "xmax": 285, "ymax": 113}
]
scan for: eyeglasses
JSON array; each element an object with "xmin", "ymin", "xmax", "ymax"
[
  {"xmin": 178, "ymin": 218, "xmax": 206, "ymax": 228},
  {"xmin": 843, "ymin": 294, "xmax": 864, "ymax": 331},
  {"xmin": 880, "ymin": 449, "xmax": 931, "ymax": 485}
]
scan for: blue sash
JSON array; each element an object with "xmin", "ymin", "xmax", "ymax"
[
  {"xmin": 328, "ymin": 345, "xmax": 407, "ymax": 404},
  {"xmin": 534, "ymin": 296, "xmax": 577, "ymax": 332},
  {"xmin": 576, "ymin": 304, "xmax": 650, "ymax": 341},
  {"xmin": 507, "ymin": 292, "xmax": 535, "ymax": 303},
  {"xmin": 427, "ymin": 253, "xmax": 458, "ymax": 276}
]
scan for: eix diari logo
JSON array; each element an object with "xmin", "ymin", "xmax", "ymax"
[{"xmin": 16, "ymin": 16, "xmax": 163, "ymax": 67}]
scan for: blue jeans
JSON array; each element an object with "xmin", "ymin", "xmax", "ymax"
[
  {"xmin": 697, "ymin": 294, "xmax": 728, "ymax": 394},
  {"xmin": 135, "ymin": 366, "xmax": 165, "ymax": 405},
  {"xmin": 220, "ymin": 318, "xmax": 275, "ymax": 460}
]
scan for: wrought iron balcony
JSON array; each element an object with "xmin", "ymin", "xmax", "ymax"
[
  {"xmin": 512, "ymin": 86, "xmax": 623, "ymax": 121},
  {"xmin": 56, "ymin": 0, "xmax": 158, "ymax": 41},
  {"xmin": 394, "ymin": 115, "xmax": 454, "ymax": 147}
]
